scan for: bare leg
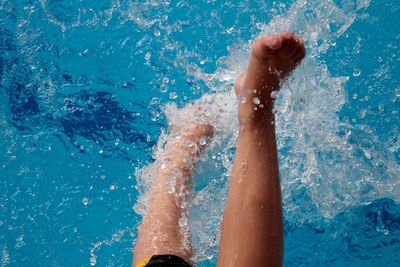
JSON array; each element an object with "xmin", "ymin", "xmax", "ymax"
[
  {"xmin": 133, "ymin": 124, "xmax": 214, "ymax": 266},
  {"xmin": 217, "ymin": 32, "xmax": 305, "ymax": 267}
]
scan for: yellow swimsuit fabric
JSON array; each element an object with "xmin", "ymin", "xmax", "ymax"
[{"xmin": 136, "ymin": 256, "xmax": 151, "ymax": 267}]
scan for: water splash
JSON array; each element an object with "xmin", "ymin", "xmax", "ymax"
[{"xmin": 135, "ymin": 0, "xmax": 400, "ymax": 263}]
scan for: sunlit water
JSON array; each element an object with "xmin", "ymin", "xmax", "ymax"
[{"xmin": 1, "ymin": 0, "xmax": 399, "ymax": 266}]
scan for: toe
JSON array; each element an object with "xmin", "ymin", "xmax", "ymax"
[
  {"xmin": 260, "ymin": 35, "xmax": 282, "ymax": 51},
  {"xmin": 252, "ymin": 35, "xmax": 283, "ymax": 59},
  {"xmin": 293, "ymin": 50, "xmax": 305, "ymax": 63},
  {"xmin": 281, "ymin": 31, "xmax": 296, "ymax": 40},
  {"xmin": 293, "ymin": 45, "xmax": 306, "ymax": 63},
  {"xmin": 287, "ymin": 42, "xmax": 300, "ymax": 57}
]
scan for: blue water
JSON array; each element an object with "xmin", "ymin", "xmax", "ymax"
[{"xmin": 1, "ymin": 0, "xmax": 399, "ymax": 266}]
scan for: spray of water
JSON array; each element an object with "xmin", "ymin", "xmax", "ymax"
[{"xmin": 134, "ymin": 0, "xmax": 400, "ymax": 263}]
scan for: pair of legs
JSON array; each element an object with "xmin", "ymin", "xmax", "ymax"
[{"xmin": 133, "ymin": 32, "xmax": 305, "ymax": 267}]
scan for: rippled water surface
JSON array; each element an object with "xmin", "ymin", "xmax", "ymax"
[{"xmin": 1, "ymin": 0, "xmax": 399, "ymax": 266}]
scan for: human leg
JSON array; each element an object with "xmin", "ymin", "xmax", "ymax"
[
  {"xmin": 133, "ymin": 124, "xmax": 214, "ymax": 266},
  {"xmin": 217, "ymin": 32, "xmax": 305, "ymax": 267}
]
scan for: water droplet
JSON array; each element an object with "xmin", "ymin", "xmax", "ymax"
[
  {"xmin": 395, "ymin": 88, "xmax": 400, "ymax": 98},
  {"xmin": 226, "ymin": 27, "xmax": 234, "ymax": 34},
  {"xmin": 383, "ymin": 229, "xmax": 389, "ymax": 235},
  {"xmin": 145, "ymin": 52, "xmax": 151, "ymax": 61},
  {"xmin": 150, "ymin": 97, "xmax": 159, "ymax": 105},
  {"xmin": 178, "ymin": 216, "xmax": 188, "ymax": 228},
  {"xmin": 363, "ymin": 149, "xmax": 371, "ymax": 160},
  {"xmin": 199, "ymin": 137, "xmax": 207, "ymax": 146},
  {"xmin": 82, "ymin": 197, "xmax": 89, "ymax": 206},
  {"xmin": 162, "ymin": 77, "xmax": 169, "ymax": 84},
  {"xmin": 253, "ymin": 97, "xmax": 261, "ymax": 105},
  {"xmin": 167, "ymin": 177, "xmax": 176, "ymax": 194},
  {"xmin": 182, "ymin": 154, "xmax": 189, "ymax": 163},
  {"xmin": 187, "ymin": 141, "xmax": 195, "ymax": 148},
  {"xmin": 353, "ymin": 69, "xmax": 361, "ymax": 77},
  {"xmin": 169, "ymin": 92, "xmax": 177, "ymax": 99},
  {"xmin": 240, "ymin": 96, "xmax": 247, "ymax": 103},
  {"xmin": 90, "ymin": 256, "xmax": 96, "ymax": 266},
  {"xmin": 270, "ymin": 90, "xmax": 279, "ymax": 99},
  {"xmin": 160, "ymin": 85, "xmax": 168, "ymax": 93},
  {"xmin": 358, "ymin": 109, "xmax": 366, "ymax": 118}
]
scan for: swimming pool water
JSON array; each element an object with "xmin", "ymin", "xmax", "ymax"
[{"xmin": 1, "ymin": 0, "xmax": 399, "ymax": 266}]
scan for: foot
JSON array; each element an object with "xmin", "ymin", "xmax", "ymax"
[
  {"xmin": 164, "ymin": 123, "xmax": 214, "ymax": 167},
  {"xmin": 235, "ymin": 32, "xmax": 305, "ymax": 126}
]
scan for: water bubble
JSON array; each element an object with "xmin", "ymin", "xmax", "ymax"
[
  {"xmin": 162, "ymin": 77, "xmax": 169, "ymax": 84},
  {"xmin": 395, "ymin": 88, "xmax": 400, "ymax": 98},
  {"xmin": 72, "ymin": 227, "xmax": 78, "ymax": 233},
  {"xmin": 145, "ymin": 52, "xmax": 151, "ymax": 61},
  {"xmin": 352, "ymin": 93, "xmax": 358, "ymax": 100},
  {"xmin": 240, "ymin": 96, "xmax": 247, "ymax": 103},
  {"xmin": 182, "ymin": 154, "xmax": 189, "ymax": 163},
  {"xmin": 178, "ymin": 216, "xmax": 188, "ymax": 228},
  {"xmin": 79, "ymin": 48, "xmax": 89, "ymax": 57},
  {"xmin": 167, "ymin": 177, "xmax": 176, "ymax": 194},
  {"xmin": 248, "ymin": 89, "xmax": 257, "ymax": 94},
  {"xmin": 358, "ymin": 109, "xmax": 366, "ymax": 119},
  {"xmin": 253, "ymin": 97, "xmax": 261, "ymax": 105},
  {"xmin": 187, "ymin": 141, "xmax": 195, "ymax": 148},
  {"xmin": 270, "ymin": 90, "xmax": 279, "ymax": 99},
  {"xmin": 160, "ymin": 85, "xmax": 168, "ymax": 93},
  {"xmin": 363, "ymin": 149, "xmax": 372, "ymax": 160},
  {"xmin": 90, "ymin": 256, "xmax": 96, "ymax": 266},
  {"xmin": 98, "ymin": 150, "xmax": 103, "ymax": 154},
  {"xmin": 110, "ymin": 184, "xmax": 116, "ymax": 190},
  {"xmin": 199, "ymin": 137, "xmax": 207, "ymax": 146},
  {"xmin": 353, "ymin": 69, "xmax": 361, "ymax": 77},
  {"xmin": 100, "ymin": 175, "xmax": 106, "ymax": 180},
  {"xmin": 200, "ymin": 60, "xmax": 206, "ymax": 65},
  {"xmin": 154, "ymin": 29, "xmax": 160, "ymax": 36},
  {"xmin": 82, "ymin": 197, "xmax": 89, "ymax": 206},
  {"xmin": 169, "ymin": 92, "xmax": 177, "ymax": 99},
  {"xmin": 150, "ymin": 97, "xmax": 159, "ymax": 105},
  {"xmin": 226, "ymin": 27, "xmax": 234, "ymax": 34},
  {"xmin": 256, "ymin": 22, "xmax": 264, "ymax": 29}
]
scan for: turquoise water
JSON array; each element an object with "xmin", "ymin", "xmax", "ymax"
[{"xmin": 1, "ymin": 0, "xmax": 399, "ymax": 266}]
